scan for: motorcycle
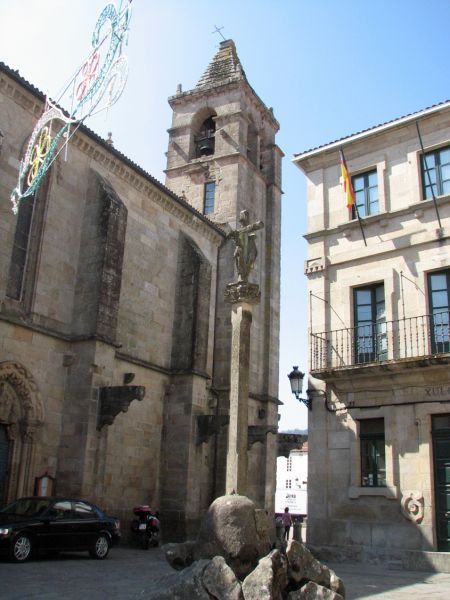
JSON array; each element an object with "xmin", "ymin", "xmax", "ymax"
[{"xmin": 130, "ymin": 505, "xmax": 160, "ymax": 549}]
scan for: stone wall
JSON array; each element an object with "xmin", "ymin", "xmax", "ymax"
[
  {"xmin": 0, "ymin": 65, "xmax": 224, "ymax": 535},
  {"xmin": 296, "ymin": 103, "xmax": 450, "ymax": 565}
]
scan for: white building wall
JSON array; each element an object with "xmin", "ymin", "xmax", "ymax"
[
  {"xmin": 295, "ymin": 102, "xmax": 450, "ymax": 569},
  {"xmin": 275, "ymin": 451, "xmax": 308, "ymax": 516}
]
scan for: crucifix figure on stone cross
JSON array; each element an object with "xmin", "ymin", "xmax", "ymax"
[{"xmin": 227, "ymin": 210, "xmax": 264, "ymax": 283}]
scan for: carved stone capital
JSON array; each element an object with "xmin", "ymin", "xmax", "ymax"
[
  {"xmin": 23, "ymin": 424, "xmax": 38, "ymax": 443},
  {"xmin": 401, "ymin": 490, "xmax": 424, "ymax": 523},
  {"xmin": 97, "ymin": 385, "xmax": 146, "ymax": 430},
  {"xmin": 225, "ymin": 281, "xmax": 260, "ymax": 305}
]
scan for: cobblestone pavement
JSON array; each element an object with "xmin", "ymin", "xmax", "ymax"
[
  {"xmin": 328, "ymin": 561, "xmax": 450, "ymax": 600},
  {"xmin": 1, "ymin": 546, "xmax": 450, "ymax": 599},
  {"xmin": 0, "ymin": 546, "xmax": 177, "ymax": 600}
]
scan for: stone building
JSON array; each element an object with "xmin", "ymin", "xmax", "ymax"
[
  {"xmin": 294, "ymin": 101, "xmax": 450, "ymax": 569},
  {"xmin": 0, "ymin": 39, "xmax": 281, "ymax": 540}
]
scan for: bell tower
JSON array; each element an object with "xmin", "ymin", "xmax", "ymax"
[{"xmin": 165, "ymin": 40, "xmax": 282, "ymax": 510}]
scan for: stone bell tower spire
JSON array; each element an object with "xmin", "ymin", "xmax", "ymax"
[{"xmin": 164, "ymin": 40, "xmax": 282, "ymax": 510}]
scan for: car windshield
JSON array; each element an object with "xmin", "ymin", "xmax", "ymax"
[{"xmin": 1, "ymin": 498, "xmax": 52, "ymax": 517}]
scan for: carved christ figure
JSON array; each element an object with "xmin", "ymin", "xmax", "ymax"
[{"xmin": 227, "ymin": 210, "xmax": 264, "ymax": 283}]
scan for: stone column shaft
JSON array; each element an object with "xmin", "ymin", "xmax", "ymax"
[{"xmin": 226, "ymin": 302, "xmax": 253, "ymax": 494}]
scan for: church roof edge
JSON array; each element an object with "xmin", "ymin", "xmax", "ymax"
[{"xmin": 0, "ymin": 61, "xmax": 226, "ymax": 239}]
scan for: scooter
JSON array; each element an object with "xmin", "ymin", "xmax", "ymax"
[{"xmin": 130, "ymin": 505, "xmax": 160, "ymax": 549}]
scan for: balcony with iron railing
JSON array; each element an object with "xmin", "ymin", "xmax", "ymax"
[{"xmin": 310, "ymin": 310, "xmax": 450, "ymax": 373}]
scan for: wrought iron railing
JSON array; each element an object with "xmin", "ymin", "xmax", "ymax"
[{"xmin": 310, "ymin": 311, "xmax": 450, "ymax": 372}]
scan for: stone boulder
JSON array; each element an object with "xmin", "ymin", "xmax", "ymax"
[
  {"xmin": 242, "ymin": 549, "xmax": 288, "ymax": 600},
  {"xmin": 287, "ymin": 581, "xmax": 344, "ymax": 600},
  {"xmin": 203, "ymin": 556, "xmax": 244, "ymax": 600},
  {"xmin": 285, "ymin": 540, "xmax": 345, "ymax": 596},
  {"xmin": 163, "ymin": 494, "xmax": 272, "ymax": 579},
  {"xmin": 196, "ymin": 494, "xmax": 272, "ymax": 578},
  {"xmin": 144, "ymin": 556, "xmax": 243, "ymax": 600},
  {"xmin": 148, "ymin": 559, "xmax": 212, "ymax": 600},
  {"xmin": 163, "ymin": 541, "xmax": 196, "ymax": 570},
  {"xmin": 161, "ymin": 495, "xmax": 346, "ymax": 600}
]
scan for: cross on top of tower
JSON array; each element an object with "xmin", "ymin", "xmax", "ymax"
[{"xmin": 212, "ymin": 25, "xmax": 226, "ymax": 41}]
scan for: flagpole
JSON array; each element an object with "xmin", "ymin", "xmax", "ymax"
[
  {"xmin": 353, "ymin": 195, "xmax": 367, "ymax": 247},
  {"xmin": 340, "ymin": 147, "xmax": 367, "ymax": 246},
  {"xmin": 415, "ymin": 121, "xmax": 442, "ymax": 229}
]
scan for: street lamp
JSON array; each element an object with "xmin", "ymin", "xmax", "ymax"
[{"xmin": 287, "ymin": 366, "xmax": 312, "ymax": 410}]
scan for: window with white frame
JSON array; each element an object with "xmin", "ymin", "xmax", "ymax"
[
  {"xmin": 421, "ymin": 146, "xmax": 450, "ymax": 199},
  {"xmin": 351, "ymin": 169, "xmax": 379, "ymax": 218}
]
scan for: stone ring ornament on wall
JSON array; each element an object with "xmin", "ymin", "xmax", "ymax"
[
  {"xmin": 11, "ymin": 0, "xmax": 133, "ymax": 213},
  {"xmin": 401, "ymin": 490, "xmax": 424, "ymax": 523}
]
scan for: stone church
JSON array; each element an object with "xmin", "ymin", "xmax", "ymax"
[{"xmin": 0, "ymin": 40, "xmax": 282, "ymax": 539}]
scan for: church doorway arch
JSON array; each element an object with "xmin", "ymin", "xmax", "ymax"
[
  {"xmin": 0, "ymin": 361, "xmax": 44, "ymax": 504},
  {"xmin": 0, "ymin": 425, "xmax": 10, "ymax": 504}
]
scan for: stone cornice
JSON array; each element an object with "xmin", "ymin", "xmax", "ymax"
[
  {"xmin": 166, "ymin": 151, "xmax": 277, "ymax": 189},
  {"xmin": 0, "ymin": 69, "xmax": 44, "ymax": 121},
  {"xmin": 304, "ymin": 196, "xmax": 450, "ymax": 267},
  {"xmin": 168, "ymin": 79, "xmax": 280, "ymax": 131},
  {"xmin": 207, "ymin": 386, "xmax": 282, "ymax": 405},
  {"xmin": 294, "ymin": 100, "xmax": 450, "ymax": 168},
  {"xmin": 0, "ymin": 313, "xmax": 213, "ymax": 380},
  {"xmin": 71, "ymin": 134, "xmax": 224, "ymax": 243}
]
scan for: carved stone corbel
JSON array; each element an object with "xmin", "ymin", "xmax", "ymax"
[
  {"xmin": 97, "ymin": 385, "xmax": 145, "ymax": 430},
  {"xmin": 196, "ymin": 415, "xmax": 230, "ymax": 445},
  {"xmin": 247, "ymin": 425, "xmax": 278, "ymax": 449}
]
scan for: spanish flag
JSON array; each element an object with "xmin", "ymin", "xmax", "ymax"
[{"xmin": 340, "ymin": 149, "xmax": 355, "ymax": 208}]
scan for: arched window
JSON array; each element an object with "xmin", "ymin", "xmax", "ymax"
[
  {"xmin": 171, "ymin": 236, "xmax": 212, "ymax": 373},
  {"xmin": 195, "ymin": 117, "xmax": 216, "ymax": 157},
  {"xmin": 6, "ymin": 172, "xmax": 50, "ymax": 306},
  {"xmin": 6, "ymin": 195, "xmax": 35, "ymax": 300}
]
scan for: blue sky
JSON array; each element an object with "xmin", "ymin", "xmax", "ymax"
[{"xmin": 1, "ymin": 0, "xmax": 449, "ymax": 430}]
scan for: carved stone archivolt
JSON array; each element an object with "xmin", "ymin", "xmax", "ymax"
[
  {"xmin": 401, "ymin": 490, "xmax": 424, "ymax": 523},
  {"xmin": 0, "ymin": 361, "xmax": 43, "ymax": 502},
  {"xmin": 0, "ymin": 361, "xmax": 44, "ymax": 426}
]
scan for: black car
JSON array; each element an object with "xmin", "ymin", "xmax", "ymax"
[{"xmin": 0, "ymin": 497, "xmax": 121, "ymax": 562}]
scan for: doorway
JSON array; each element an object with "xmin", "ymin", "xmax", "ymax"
[{"xmin": 432, "ymin": 413, "xmax": 450, "ymax": 551}]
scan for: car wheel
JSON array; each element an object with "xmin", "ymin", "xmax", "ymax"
[
  {"xmin": 11, "ymin": 534, "xmax": 33, "ymax": 562},
  {"xmin": 89, "ymin": 534, "xmax": 110, "ymax": 559}
]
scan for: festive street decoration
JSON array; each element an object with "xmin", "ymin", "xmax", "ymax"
[{"xmin": 11, "ymin": 0, "xmax": 133, "ymax": 213}]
